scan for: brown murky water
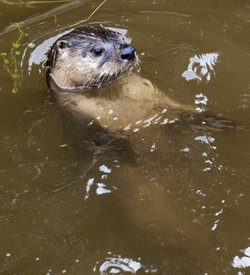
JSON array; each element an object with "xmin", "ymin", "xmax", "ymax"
[{"xmin": 1, "ymin": 0, "xmax": 250, "ymax": 274}]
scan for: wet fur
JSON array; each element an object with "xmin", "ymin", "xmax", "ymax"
[
  {"xmin": 47, "ymin": 26, "xmax": 233, "ymax": 139},
  {"xmin": 47, "ymin": 26, "xmax": 137, "ymax": 91}
]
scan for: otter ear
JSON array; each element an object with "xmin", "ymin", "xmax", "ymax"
[
  {"xmin": 46, "ymin": 45, "xmax": 58, "ymax": 69},
  {"xmin": 56, "ymin": 40, "xmax": 69, "ymax": 49}
]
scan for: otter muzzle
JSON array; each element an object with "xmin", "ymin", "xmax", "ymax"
[{"xmin": 119, "ymin": 45, "xmax": 136, "ymax": 61}]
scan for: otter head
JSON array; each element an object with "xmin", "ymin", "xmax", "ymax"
[{"xmin": 46, "ymin": 26, "xmax": 137, "ymax": 91}]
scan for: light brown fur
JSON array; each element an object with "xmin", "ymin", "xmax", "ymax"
[{"xmin": 55, "ymin": 72, "xmax": 195, "ymax": 135}]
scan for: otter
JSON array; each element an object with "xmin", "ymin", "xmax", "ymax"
[
  {"xmin": 47, "ymin": 25, "xmax": 231, "ymax": 148},
  {"xmin": 45, "ymin": 26, "xmax": 235, "ymax": 261},
  {"xmin": 46, "ymin": 25, "xmax": 236, "ymax": 161}
]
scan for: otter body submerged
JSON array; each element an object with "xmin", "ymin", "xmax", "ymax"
[
  {"xmin": 46, "ymin": 25, "xmax": 204, "ymax": 144},
  {"xmin": 45, "ymin": 26, "xmax": 234, "ymax": 259}
]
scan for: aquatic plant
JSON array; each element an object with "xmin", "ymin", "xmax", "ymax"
[{"xmin": 0, "ymin": 23, "xmax": 27, "ymax": 93}]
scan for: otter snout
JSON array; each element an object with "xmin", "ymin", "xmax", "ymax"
[{"xmin": 119, "ymin": 45, "xmax": 136, "ymax": 61}]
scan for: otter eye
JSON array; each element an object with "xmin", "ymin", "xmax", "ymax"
[{"xmin": 92, "ymin": 48, "xmax": 104, "ymax": 56}]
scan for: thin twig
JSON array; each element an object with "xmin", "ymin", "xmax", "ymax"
[{"xmin": 68, "ymin": 0, "xmax": 109, "ymax": 28}]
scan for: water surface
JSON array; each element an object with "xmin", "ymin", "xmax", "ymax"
[{"xmin": 1, "ymin": 0, "xmax": 250, "ymax": 274}]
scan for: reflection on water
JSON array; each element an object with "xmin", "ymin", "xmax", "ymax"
[
  {"xmin": 1, "ymin": 0, "xmax": 250, "ymax": 274},
  {"xmin": 194, "ymin": 93, "xmax": 208, "ymax": 112},
  {"xmin": 95, "ymin": 256, "xmax": 143, "ymax": 275},
  {"xmin": 182, "ymin": 52, "xmax": 219, "ymax": 82},
  {"xmin": 28, "ymin": 30, "xmax": 73, "ymax": 71},
  {"xmin": 239, "ymin": 83, "xmax": 250, "ymax": 110},
  {"xmin": 0, "ymin": 0, "xmax": 71, "ymax": 7},
  {"xmin": 233, "ymin": 246, "xmax": 250, "ymax": 269}
]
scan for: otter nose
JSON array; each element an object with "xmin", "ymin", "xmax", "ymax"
[{"xmin": 120, "ymin": 45, "xmax": 135, "ymax": 61}]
